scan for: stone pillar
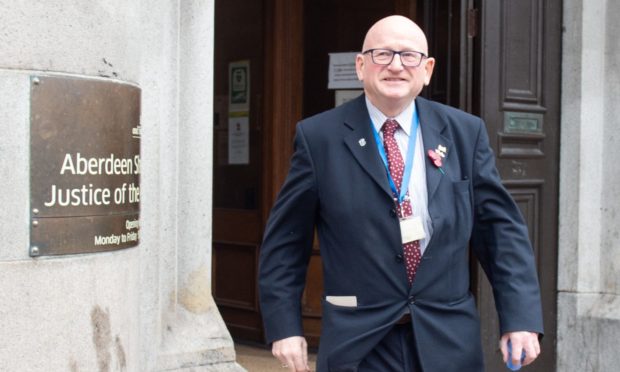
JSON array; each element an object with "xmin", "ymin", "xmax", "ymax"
[
  {"xmin": 0, "ymin": 1, "xmax": 243, "ymax": 370},
  {"xmin": 558, "ymin": 0, "xmax": 620, "ymax": 370}
]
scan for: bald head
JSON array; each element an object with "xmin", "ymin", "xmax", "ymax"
[
  {"xmin": 362, "ymin": 16, "xmax": 428, "ymax": 54},
  {"xmin": 355, "ymin": 15, "xmax": 435, "ymax": 117}
]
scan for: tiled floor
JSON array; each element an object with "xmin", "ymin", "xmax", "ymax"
[{"xmin": 235, "ymin": 343, "xmax": 317, "ymax": 372}]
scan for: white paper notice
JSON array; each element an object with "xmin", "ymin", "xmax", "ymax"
[
  {"xmin": 228, "ymin": 116, "xmax": 249, "ymax": 165},
  {"xmin": 328, "ymin": 52, "xmax": 363, "ymax": 89}
]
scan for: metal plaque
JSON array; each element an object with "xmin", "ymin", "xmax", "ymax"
[
  {"xmin": 503, "ymin": 111, "xmax": 544, "ymax": 134},
  {"xmin": 30, "ymin": 75, "xmax": 140, "ymax": 256}
]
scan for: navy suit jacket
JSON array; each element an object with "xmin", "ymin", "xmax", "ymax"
[{"xmin": 258, "ymin": 95, "xmax": 543, "ymax": 372}]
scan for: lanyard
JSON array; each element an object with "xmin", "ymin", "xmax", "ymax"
[{"xmin": 371, "ymin": 109, "xmax": 419, "ymax": 205}]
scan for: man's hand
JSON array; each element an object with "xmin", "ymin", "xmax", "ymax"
[
  {"xmin": 500, "ymin": 331, "xmax": 540, "ymax": 367},
  {"xmin": 272, "ymin": 336, "xmax": 310, "ymax": 372}
]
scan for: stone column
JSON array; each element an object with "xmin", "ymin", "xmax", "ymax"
[
  {"xmin": 0, "ymin": 0, "xmax": 243, "ymax": 370},
  {"xmin": 558, "ymin": 0, "xmax": 620, "ymax": 370}
]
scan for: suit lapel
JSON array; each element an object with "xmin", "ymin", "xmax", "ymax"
[
  {"xmin": 411, "ymin": 98, "xmax": 453, "ymax": 292},
  {"xmin": 341, "ymin": 96, "xmax": 454, "ymax": 202},
  {"xmin": 342, "ymin": 96, "xmax": 393, "ymax": 198},
  {"xmin": 416, "ymin": 97, "xmax": 452, "ymax": 204}
]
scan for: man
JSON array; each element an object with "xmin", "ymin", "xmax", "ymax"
[{"xmin": 259, "ymin": 15, "xmax": 543, "ymax": 372}]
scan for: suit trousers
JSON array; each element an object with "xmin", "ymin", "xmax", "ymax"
[{"xmin": 357, "ymin": 323, "xmax": 421, "ymax": 372}]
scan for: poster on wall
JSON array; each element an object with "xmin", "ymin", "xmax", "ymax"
[
  {"xmin": 328, "ymin": 52, "xmax": 363, "ymax": 89},
  {"xmin": 229, "ymin": 60, "xmax": 250, "ymax": 113}
]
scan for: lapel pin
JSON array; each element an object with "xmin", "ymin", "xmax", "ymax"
[
  {"xmin": 435, "ymin": 145, "xmax": 447, "ymax": 158},
  {"xmin": 358, "ymin": 138, "xmax": 367, "ymax": 147}
]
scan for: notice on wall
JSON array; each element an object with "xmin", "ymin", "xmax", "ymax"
[
  {"xmin": 227, "ymin": 61, "xmax": 251, "ymax": 164},
  {"xmin": 228, "ymin": 115, "xmax": 249, "ymax": 165},
  {"xmin": 229, "ymin": 60, "xmax": 250, "ymax": 113},
  {"xmin": 328, "ymin": 52, "xmax": 363, "ymax": 89},
  {"xmin": 30, "ymin": 75, "xmax": 141, "ymax": 256}
]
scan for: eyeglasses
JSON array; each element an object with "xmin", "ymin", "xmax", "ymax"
[{"xmin": 362, "ymin": 49, "xmax": 427, "ymax": 67}]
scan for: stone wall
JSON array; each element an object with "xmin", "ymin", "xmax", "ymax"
[
  {"xmin": 558, "ymin": 0, "xmax": 620, "ymax": 370},
  {"xmin": 0, "ymin": 1, "xmax": 243, "ymax": 370}
]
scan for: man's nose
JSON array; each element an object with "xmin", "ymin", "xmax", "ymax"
[{"xmin": 387, "ymin": 54, "xmax": 405, "ymax": 70}]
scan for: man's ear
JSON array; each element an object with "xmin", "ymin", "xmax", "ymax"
[
  {"xmin": 355, "ymin": 54, "xmax": 365, "ymax": 81},
  {"xmin": 423, "ymin": 57, "xmax": 435, "ymax": 86}
]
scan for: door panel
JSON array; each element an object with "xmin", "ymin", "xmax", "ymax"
[
  {"xmin": 214, "ymin": 0, "xmax": 305, "ymax": 344},
  {"xmin": 418, "ymin": 0, "xmax": 472, "ymax": 110},
  {"xmin": 473, "ymin": 0, "xmax": 560, "ymax": 370},
  {"xmin": 212, "ymin": 0, "xmax": 266, "ymax": 342}
]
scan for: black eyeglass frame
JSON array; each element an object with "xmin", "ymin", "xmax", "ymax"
[{"xmin": 362, "ymin": 48, "xmax": 428, "ymax": 67}]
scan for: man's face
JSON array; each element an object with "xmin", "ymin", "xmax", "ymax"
[{"xmin": 355, "ymin": 20, "xmax": 435, "ymax": 112}]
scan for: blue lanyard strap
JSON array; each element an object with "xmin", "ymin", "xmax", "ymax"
[{"xmin": 371, "ymin": 109, "xmax": 419, "ymax": 205}]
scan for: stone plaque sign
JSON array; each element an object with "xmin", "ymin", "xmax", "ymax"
[{"xmin": 30, "ymin": 75, "xmax": 141, "ymax": 256}]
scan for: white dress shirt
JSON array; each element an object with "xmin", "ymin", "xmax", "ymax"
[{"xmin": 366, "ymin": 97, "xmax": 433, "ymax": 254}]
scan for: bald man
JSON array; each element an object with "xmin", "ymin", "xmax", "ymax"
[{"xmin": 259, "ymin": 15, "xmax": 543, "ymax": 372}]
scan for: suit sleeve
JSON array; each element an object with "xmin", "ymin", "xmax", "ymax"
[
  {"xmin": 258, "ymin": 123, "xmax": 318, "ymax": 344},
  {"xmin": 469, "ymin": 119, "xmax": 544, "ymax": 336}
]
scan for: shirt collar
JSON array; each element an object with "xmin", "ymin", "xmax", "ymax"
[{"xmin": 365, "ymin": 97, "xmax": 417, "ymax": 136}]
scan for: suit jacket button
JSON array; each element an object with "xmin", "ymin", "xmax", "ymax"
[
  {"xmin": 390, "ymin": 208, "xmax": 397, "ymax": 217},
  {"xmin": 408, "ymin": 296, "xmax": 416, "ymax": 304},
  {"xmin": 395, "ymin": 254, "xmax": 403, "ymax": 263}
]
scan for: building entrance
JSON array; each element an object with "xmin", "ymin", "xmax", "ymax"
[{"xmin": 212, "ymin": 2, "xmax": 560, "ymax": 371}]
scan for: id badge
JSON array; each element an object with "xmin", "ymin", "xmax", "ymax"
[{"xmin": 400, "ymin": 216, "xmax": 426, "ymax": 244}]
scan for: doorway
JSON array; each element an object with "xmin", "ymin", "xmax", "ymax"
[
  {"xmin": 212, "ymin": 1, "xmax": 560, "ymax": 370},
  {"xmin": 212, "ymin": 0, "xmax": 418, "ymax": 347}
]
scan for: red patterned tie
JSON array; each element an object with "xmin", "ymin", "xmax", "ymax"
[{"xmin": 382, "ymin": 119, "xmax": 422, "ymax": 284}]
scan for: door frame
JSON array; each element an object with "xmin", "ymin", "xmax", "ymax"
[{"xmin": 262, "ymin": 0, "xmax": 304, "ymax": 220}]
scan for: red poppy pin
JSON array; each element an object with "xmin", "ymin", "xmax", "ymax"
[{"xmin": 428, "ymin": 145, "xmax": 447, "ymax": 174}]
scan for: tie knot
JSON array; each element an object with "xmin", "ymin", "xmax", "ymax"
[{"xmin": 382, "ymin": 119, "xmax": 400, "ymax": 138}]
